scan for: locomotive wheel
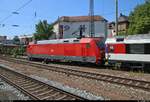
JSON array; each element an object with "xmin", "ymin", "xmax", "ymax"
[
  {"xmin": 42, "ymin": 58, "xmax": 49, "ymax": 64},
  {"xmin": 28, "ymin": 57, "xmax": 33, "ymax": 61}
]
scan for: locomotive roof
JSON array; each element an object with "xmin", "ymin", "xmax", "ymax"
[{"xmin": 30, "ymin": 38, "xmax": 103, "ymax": 45}]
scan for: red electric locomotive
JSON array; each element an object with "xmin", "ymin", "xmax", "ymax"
[{"xmin": 27, "ymin": 37, "xmax": 105, "ymax": 64}]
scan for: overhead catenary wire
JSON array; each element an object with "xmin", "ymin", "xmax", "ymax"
[{"xmin": 0, "ymin": 0, "xmax": 33, "ymax": 24}]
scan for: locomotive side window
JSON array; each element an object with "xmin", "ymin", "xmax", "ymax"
[{"xmin": 73, "ymin": 40, "xmax": 80, "ymax": 43}]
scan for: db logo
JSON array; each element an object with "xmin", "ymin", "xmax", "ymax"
[{"xmin": 50, "ymin": 49, "xmax": 54, "ymax": 53}]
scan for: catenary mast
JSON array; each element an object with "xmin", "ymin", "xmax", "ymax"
[{"xmin": 89, "ymin": 0, "xmax": 95, "ymax": 37}]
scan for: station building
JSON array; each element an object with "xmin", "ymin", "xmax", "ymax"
[{"xmin": 52, "ymin": 16, "xmax": 108, "ymax": 39}]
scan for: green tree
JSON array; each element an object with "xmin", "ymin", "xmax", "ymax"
[
  {"xmin": 127, "ymin": 1, "xmax": 150, "ymax": 35},
  {"xmin": 34, "ymin": 20, "xmax": 54, "ymax": 40},
  {"xmin": 145, "ymin": 0, "xmax": 150, "ymax": 3},
  {"xmin": 13, "ymin": 36, "xmax": 20, "ymax": 45}
]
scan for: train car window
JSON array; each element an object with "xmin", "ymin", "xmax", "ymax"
[
  {"xmin": 126, "ymin": 44, "xmax": 130, "ymax": 54},
  {"xmin": 63, "ymin": 40, "xmax": 69, "ymax": 43},
  {"xmin": 145, "ymin": 44, "xmax": 150, "ymax": 54},
  {"xmin": 116, "ymin": 38, "xmax": 124, "ymax": 42},
  {"xmin": 128, "ymin": 44, "xmax": 144, "ymax": 54}
]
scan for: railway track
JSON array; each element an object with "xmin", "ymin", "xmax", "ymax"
[
  {"xmin": 0, "ymin": 65, "xmax": 85, "ymax": 100},
  {"xmin": 1, "ymin": 56, "xmax": 150, "ymax": 92}
]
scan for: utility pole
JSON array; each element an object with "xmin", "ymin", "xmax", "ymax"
[
  {"xmin": 58, "ymin": 16, "xmax": 60, "ymax": 39},
  {"xmin": 115, "ymin": 0, "xmax": 118, "ymax": 36},
  {"xmin": 89, "ymin": 0, "xmax": 95, "ymax": 37}
]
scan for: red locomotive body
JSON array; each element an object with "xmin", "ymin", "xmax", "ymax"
[{"xmin": 27, "ymin": 38, "xmax": 105, "ymax": 64}]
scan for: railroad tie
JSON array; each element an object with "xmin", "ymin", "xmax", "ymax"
[
  {"xmin": 31, "ymin": 87, "xmax": 48, "ymax": 94},
  {"xmin": 55, "ymin": 95, "xmax": 67, "ymax": 100},
  {"xmin": 127, "ymin": 81, "xmax": 132, "ymax": 84},
  {"xmin": 135, "ymin": 82, "xmax": 140, "ymax": 86},
  {"xmin": 144, "ymin": 84, "xmax": 149, "ymax": 88},
  {"xmin": 120, "ymin": 80, "xmax": 125, "ymax": 83},
  {"xmin": 20, "ymin": 82, "xmax": 36, "ymax": 87},
  {"xmin": 41, "ymin": 92, "xmax": 60, "ymax": 100},
  {"xmin": 114, "ymin": 79, "xmax": 119, "ymax": 82},
  {"xmin": 101, "ymin": 77, "xmax": 107, "ymax": 80},
  {"xmin": 16, "ymin": 80, "xmax": 30, "ymax": 83},
  {"xmin": 22, "ymin": 83, "xmax": 39, "ymax": 89},
  {"xmin": 107, "ymin": 78, "xmax": 112, "ymax": 81},
  {"xmin": 27, "ymin": 85, "xmax": 44, "ymax": 91},
  {"xmin": 36, "ymin": 89, "xmax": 54, "ymax": 97}
]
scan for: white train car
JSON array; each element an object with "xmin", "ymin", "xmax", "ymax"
[{"xmin": 105, "ymin": 34, "xmax": 150, "ymax": 71}]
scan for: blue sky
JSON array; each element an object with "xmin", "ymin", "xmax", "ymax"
[{"xmin": 0, "ymin": 0, "xmax": 145, "ymax": 39}]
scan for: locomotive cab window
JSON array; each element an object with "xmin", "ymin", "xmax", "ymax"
[{"xmin": 96, "ymin": 41, "xmax": 105, "ymax": 49}]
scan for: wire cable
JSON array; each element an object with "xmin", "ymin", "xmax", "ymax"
[{"xmin": 0, "ymin": 0, "xmax": 32, "ymax": 24}]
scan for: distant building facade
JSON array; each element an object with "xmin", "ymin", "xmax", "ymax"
[
  {"xmin": 52, "ymin": 16, "xmax": 108, "ymax": 39},
  {"xmin": 0, "ymin": 36, "xmax": 14, "ymax": 45},
  {"xmin": 118, "ymin": 13, "xmax": 129, "ymax": 34},
  {"xmin": 108, "ymin": 13, "xmax": 129, "ymax": 37},
  {"xmin": 0, "ymin": 36, "xmax": 7, "ymax": 44},
  {"xmin": 19, "ymin": 34, "xmax": 33, "ymax": 45}
]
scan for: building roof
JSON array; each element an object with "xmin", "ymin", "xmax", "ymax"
[
  {"xmin": 19, "ymin": 34, "xmax": 33, "ymax": 39},
  {"xmin": 108, "ymin": 14, "xmax": 129, "ymax": 27},
  {"xmin": 53, "ymin": 15, "xmax": 107, "ymax": 25},
  {"xmin": 118, "ymin": 13, "xmax": 129, "ymax": 23}
]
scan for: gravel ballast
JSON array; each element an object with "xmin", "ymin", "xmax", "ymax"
[
  {"xmin": 0, "ymin": 78, "xmax": 29, "ymax": 100},
  {"xmin": 1, "ymin": 59, "xmax": 150, "ymax": 100},
  {"xmin": 30, "ymin": 75, "xmax": 104, "ymax": 100}
]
